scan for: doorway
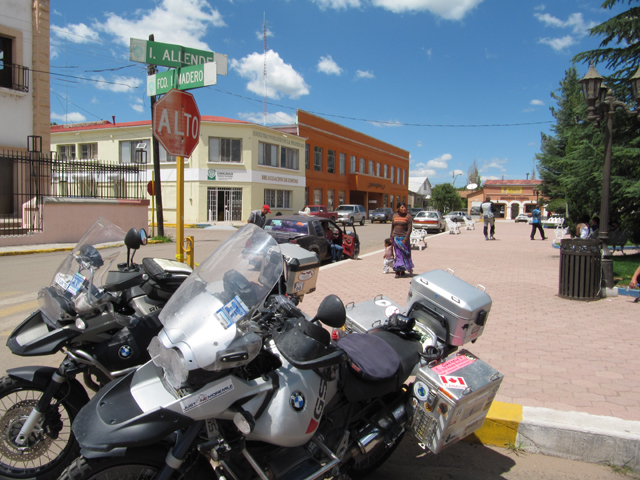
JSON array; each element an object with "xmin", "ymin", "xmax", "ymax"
[{"xmin": 207, "ymin": 187, "xmax": 242, "ymax": 222}]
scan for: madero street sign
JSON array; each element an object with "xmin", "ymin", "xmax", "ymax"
[
  {"xmin": 147, "ymin": 62, "xmax": 216, "ymax": 97},
  {"xmin": 153, "ymin": 89, "xmax": 201, "ymax": 158},
  {"xmin": 129, "ymin": 38, "xmax": 227, "ymax": 74}
]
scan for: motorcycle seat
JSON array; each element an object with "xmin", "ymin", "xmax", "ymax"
[{"xmin": 339, "ymin": 331, "xmax": 421, "ymax": 403}]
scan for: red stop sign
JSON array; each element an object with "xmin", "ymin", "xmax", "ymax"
[{"xmin": 153, "ymin": 89, "xmax": 201, "ymax": 158}]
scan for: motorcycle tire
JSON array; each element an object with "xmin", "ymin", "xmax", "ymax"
[
  {"xmin": 59, "ymin": 447, "xmax": 213, "ymax": 480},
  {"xmin": 342, "ymin": 431, "xmax": 405, "ymax": 479},
  {"xmin": 0, "ymin": 375, "xmax": 87, "ymax": 480}
]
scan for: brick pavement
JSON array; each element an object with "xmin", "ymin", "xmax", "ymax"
[{"xmin": 299, "ymin": 220, "xmax": 640, "ymax": 422}]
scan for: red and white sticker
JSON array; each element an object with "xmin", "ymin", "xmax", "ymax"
[
  {"xmin": 439, "ymin": 375, "xmax": 467, "ymax": 389},
  {"xmin": 384, "ymin": 305, "xmax": 400, "ymax": 317},
  {"xmin": 431, "ymin": 354, "xmax": 476, "ymax": 376}
]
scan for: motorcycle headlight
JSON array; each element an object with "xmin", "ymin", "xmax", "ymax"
[{"xmin": 148, "ymin": 337, "xmax": 188, "ymax": 390}]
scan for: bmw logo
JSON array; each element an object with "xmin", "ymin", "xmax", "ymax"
[
  {"xmin": 290, "ymin": 391, "xmax": 305, "ymax": 412},
  {"xmin": 118, "ymin": 345, "xmax": 132, "ymax": 359}
]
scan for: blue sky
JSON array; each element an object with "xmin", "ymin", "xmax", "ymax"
[{"xmin": 49, "ymin": 0, "xmax": 625, "ymax": 185}]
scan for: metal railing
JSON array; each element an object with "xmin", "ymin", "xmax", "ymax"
[
  {"xmin": 0, "ymin": 64, "xmax": 29, "ymax": 93},
  {"xmin": 0, "ymin": 151, "xmax": 145, "ymax": 236}
]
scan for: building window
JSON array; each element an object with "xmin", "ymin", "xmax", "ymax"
[
  {"xmin": 390, "ymin": 195, "xmax": 395, "ymax": 208},
  {"xmin": 403, "ymin": 169, "xmax": 406, "ymax": 185},
  {"xmin": 383, "ymin": 194, "xmax": 388, "ymax": 208},
  {"xmin": 119, "ymin": 140, "xmax": 150, "ymax": 164},
  {"xmin": 338, "ymin": 190, "xmax": 345, "ymax": 206},
  {"xmin": 327, "ymin": 190, "xmax": 335, "ymax": 211},
  {"xmin": 397, "ymin": 168, "xmax": 401, "ymax": 184},
  {"xmin": 314, "ymin": 188, "xmax": 322, "ymax": 205},
  {"xmin": 384, "ymin": 164, "xmax": 388, "ymax": 178},
  {"xmin": 339, "ymin": 153, "xmax": 346, "ymax": 175},
  {"xmin": 368, "ymin": 160, "xmax": 374, "ymax": 175},
  {"xmin": 0, "ymin": 36, "xmax": 13, "ymax": 90},
  {"xmin": 314, "ymin": 147, "xmax": 323, "ymax": 172},
  {"xmin": 390, "ymin": 166, "xmax": 395, "ymax": 184},
  {"xmin": 209, "ymin": 137, "xmax": 242, "ymax": 163},
  {"xmin": 305, "ymin": 145, "xmax": 309, "ymax": 170},
  {"xmin": 258, "ymin": 142, "xmax": 278, "ymax": 167},
  {"xmin": 57, "ymin": 144, "xmax": 76, "ymax": 161},
  {"xmin": 159, "ymin": 147, "xmax": 176, "ymax": 163},
  {"xmin": 305, "ymin": 187, "xmax": 309, "ymax": 206},
  {"xmin": 376, "ymin": 162, "xmax": 380, "ymax": 177},
  {"xmin": 350, "ymin": 155, "xmax": 356, "ymax": 173},
  {"xmin": 327, "ymin": 150, "xmax": 335, "ymax": 174},
  {"xmin": 280, "ymin": 146, "xmax": 299, "ymax": 170},
  {"xmin": 78, "ymin": 143, "xmax": 98, "ymax": 160},
  {"xmin": 264, "ymin": 189, "xmax": 291, "ymax": 209},
  {"xmin": 360, "ymin": 158, "xmax": 365, "ymax": 173}
]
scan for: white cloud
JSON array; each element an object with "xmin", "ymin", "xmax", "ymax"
[
  {"xmin": 231, "ymin": 50, "xmax": 310, "ymax": 100},
  {"xmin": 237, "ymin": 111, "xmax": 297, "ymax": 125},
  {"xmin": 51, "ymin": 23, "xmax": 100, "ymax": 43},
  {"xmin": 256, "ymin": 28, "xmax": 274, "ymax": 41},
  {"xmin": 370, "ymin": 120, "xmax": 403, "ymax": 127},
  {"xmin": 355, "ymin": 70, "xmax": 375, "ymax": 80},
  {"xmin": 311, "ymin": 0, "xmax": 362, "ymax": 10},
  {"xmin": 450, "ymin": 169, "xmax": 464, "ymax": 176},
  {"xmin": 539, "ymin": 35, "xmax": 576, "ymax": 51},
  {"xmin": 417, "ymin": 141, "xmax": 423, "ymax": 147},
  {"xmin": 317, "ymin": 55, "xmax": 343, "ymax": 75},
  {"xmin": 530, "ymin": 99, "xmax": 544, "ymax": 105},
  {"xmin": 92, "ymin": 75, "xmax": 142, "ymax": 93},
  {"xmin": 93, "ymin": 0, "xmax": 226, "ymax": 49},
  {"xmin": 426, "ymin": 153, "xmax": 452, "ymax": 169},
  {"xmin": 479, "ymin": 157, "xmax": 508, "ymax": 172},
  {"xmin": 371, "ymin": 0, "xmax": 483, "ymax": 20},
  {"xmin": 51, "ymin": 112, "xmax": 87, "ymax": 123},
  {"xmin": 131, "ymin": 98, "xmax": 145, "ymax": 113},
  {"xmin": 410, "ymin": 166, "xmax": 437, "ymax": 176}
]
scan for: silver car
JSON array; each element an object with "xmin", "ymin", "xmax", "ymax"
[{"xmin": 413, "ymin": 211, "xmax": 445, "ymax": 232}]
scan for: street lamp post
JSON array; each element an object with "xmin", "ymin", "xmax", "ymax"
[
  {"xmin": 579, "ymin": 63, "xmax": 640, "ymax": 293},
  {"xmin": 452, "ymin": 171, "xmax": 461, "ymax": 187}
]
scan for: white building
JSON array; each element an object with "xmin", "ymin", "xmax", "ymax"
[
  {"xmin": 51, "ymin": 117, "xmax": 306, "ymax": 225},
  {"xmin": 408, "ymin": 176, "xmax": 432, "ymax": 208}
]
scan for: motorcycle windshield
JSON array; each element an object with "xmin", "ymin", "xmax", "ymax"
[
  {"xmin": 41, "ymin": 217, "xmax": 127, "ymax": 321},
  {"xmin": 156, "ymin": 224, "xmax": 283, "ymax": 371}
]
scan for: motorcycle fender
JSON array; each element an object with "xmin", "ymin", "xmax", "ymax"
[
  {"xmin": 6, "ymin": 309, "xmax": 77, "ymax": 356},
  {"xmin": 6, "ymin": 365, "xmax": 90, "ymax": 403},
  {"xmin": 73, "ymin": 367, "xmax": 193, "ymax": 452}
]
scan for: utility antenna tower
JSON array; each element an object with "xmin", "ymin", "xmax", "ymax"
[{"xmin": 263, "ymin": 13, "xmax": 268, "ymax": 126}]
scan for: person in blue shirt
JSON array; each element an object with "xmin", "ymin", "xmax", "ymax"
[{"xmin": 530, "ymin": 205, "xmax": 546, "ymax": 240}]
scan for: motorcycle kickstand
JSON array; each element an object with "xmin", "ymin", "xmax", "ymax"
[{"xmin": 14, "ymin": 370, "xmax": 67, "ymax": 446}]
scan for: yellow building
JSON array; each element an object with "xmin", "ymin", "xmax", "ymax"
[{"xmin": 51, "ymin": 117, "xmax": 306, "ymax": 224}]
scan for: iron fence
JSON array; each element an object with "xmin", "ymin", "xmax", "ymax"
[
  {"xmin": 0, "ymin": 64, "xmax": 29, "ymax": 93},
  {"xmin": 1, "ymin": 151, "xmax": 145, "ymax": 236}
]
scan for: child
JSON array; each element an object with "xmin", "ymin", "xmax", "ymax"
[{"xmin": 383, "ymin": 238, "xmax": 395, "ymax": 273}]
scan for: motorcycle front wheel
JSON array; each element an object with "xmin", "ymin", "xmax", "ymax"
[
  {"xmin": 60, "ymin": 448, "xmax": 213, "ymax": 480},
  {"xmin": 0, "ymin": 376, "xmax": 86, "ymax": 480}
]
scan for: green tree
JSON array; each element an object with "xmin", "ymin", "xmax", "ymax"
[
  {"xmin": 431, "ymin": 183, "xmax": 463, "ymax": 214},
  {"xmin": 467, "ymin": 160, "xmax": 480, "ymax": 186}
]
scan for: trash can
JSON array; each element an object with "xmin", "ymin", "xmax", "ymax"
[{"xmin": 558, "ymin": 239, "xmax": 601, "ymax": 300}]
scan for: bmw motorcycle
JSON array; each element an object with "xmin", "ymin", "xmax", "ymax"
[
  {"xmin": 0, "ymin": 217, "xmax": 192, "ymax": 480},
  {"xmin": 60, "ymin": 223, "xmax": 503, "ymax": 480}
]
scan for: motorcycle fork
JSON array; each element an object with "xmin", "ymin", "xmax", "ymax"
[
  {"xmin": 155, "ymin": 420, "xmax": 205, "ymax": 480},
  {"xmin": 13, "ymin": 370, "xmax": 67, "ymax": 446}
]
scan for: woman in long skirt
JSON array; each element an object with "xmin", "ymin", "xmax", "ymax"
[{"xmin": 390, "ymin": 203, "xmax": 414, "ymax": 276}]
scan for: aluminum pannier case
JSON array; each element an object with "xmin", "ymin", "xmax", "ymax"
[
  {"xmin": 406, "ymin": 269, "xmax": 491, "ymax": 346},
  {"xmin": 344, "ymin": 295, "xmax": 402, "ymax": 334},
  {"xmin": 409, "ymin": 349, "xmax": 503, "ymax": 454},
  {"xmin": 279, "ymin": 243, "xmax": 320, "ymax": 299}
]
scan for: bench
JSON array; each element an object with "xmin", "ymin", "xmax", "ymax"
[
  {"xmin": 410, "ymin": 230, "xmax": 428, "ymax": 250},
  {"xmin": 445, "ymin": 217, "xmax": 460, "ymax": 235},
  {"xmin": 609, "ymin": 229, "xmax": 630, "ymax": 255}
]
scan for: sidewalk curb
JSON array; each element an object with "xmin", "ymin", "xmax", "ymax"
[{"xmin": 471, "ymin": 402, "xmax": 640, "ymax": 469}]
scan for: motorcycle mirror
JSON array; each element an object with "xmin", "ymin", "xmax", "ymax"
[
  {"xmin": 124, "ymin": 228, "xmax": 147, "ymax": 267},
  {"xmin": 313, "ymin": 294, "xmax": 346, "ymax": 329}
]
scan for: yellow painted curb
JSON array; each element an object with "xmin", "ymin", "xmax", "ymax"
[{"xmin": 466, "ymin": 401, "xmax": 522, "ymax": 447}]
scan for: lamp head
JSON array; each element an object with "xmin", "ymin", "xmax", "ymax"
[
  {"xmin": 630, "ymin": 65, "xmax": 640, "ymax": 115},
  {"xmin": 580, "ymin": 62, "xmax": 604, "ymax": 121}
]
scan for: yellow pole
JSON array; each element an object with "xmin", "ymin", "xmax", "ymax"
[
  {"xmin": 176, "ymin": 155, "xmax": 184, "ymax": 262},
  {"xmin": 151, "ymin": 171, "xmax": 155, "ymax": 238}
]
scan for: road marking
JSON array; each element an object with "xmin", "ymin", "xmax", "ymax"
[
  {"xmin": 0, "ymin": 300, "xmax": 39, "ymax": 318},
  {"xmin": 0, "ymin": 293, "xmax": 37, "ymax": 306}
]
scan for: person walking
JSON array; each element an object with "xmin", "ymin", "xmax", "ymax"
[
  {"xmin": 390, "ymin": 203, "xmax": 414, "ymax": 277},
  {"xmin": 247, "ymin": 205, "xmax": 271, "ymax": 228},
  {"xmin": 481, "ymin": 196, "xmax": 496, "ymax": 240},
  {"xmin": 382, "ymin": 238, "xmax": 395, "ymax": 274},
  {"xmin": 530, "ymin": 205, "xmax": 546, "ymax": 240}
]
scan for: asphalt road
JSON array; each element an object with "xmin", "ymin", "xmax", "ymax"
[{"xmin": 0, "ymin": 221, "xmax": 632, "ymax": 480}]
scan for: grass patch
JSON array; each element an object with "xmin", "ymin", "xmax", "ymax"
[
  {"xmin": 149, "ymin": 235, "xmax": 174, "ymax": 243},
  {"xmin": 613, "ymin": 253, "xmax": 640, "ymax": 287},
  {"xmin": 603, "ymin": 460, "xmax": 639, "ymax": 478},
  {"xmin": 504, "ymin": 442, "xmax": 528, "ymax": 457}
]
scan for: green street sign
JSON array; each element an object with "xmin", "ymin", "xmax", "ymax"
[
  {"xmin": 130, "ymin": 38, "xmax": 227, "ymax": 75},
  {"xmin": 147, "ymin": 63, "xmax": 217, "ymax": 96}
]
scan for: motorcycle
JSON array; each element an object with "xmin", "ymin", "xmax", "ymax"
[
  {"xmin": 0, "ymin": 217, "xmax": 193, "ymax": 480},
  {"xmin": 61, "ymin": 224, "xmax": 503, "ymax": 480}
]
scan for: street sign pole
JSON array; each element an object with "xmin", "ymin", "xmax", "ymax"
[{"xmin": 176, "ymin": 156, "xmax": 184, "ymax": 262}]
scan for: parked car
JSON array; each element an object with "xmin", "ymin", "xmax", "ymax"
[
  {"xmin": 515, "ymin": 213, "xmax": 530, "ymax": 223},
  {"xmin": 470, "ymin": 206, "xmax": 482, "ymax": 216},
  {"xmin": 413, "ymin": 211, "xmax": 445, "ymax": 232},
  {"xmin": 297, "ymin": 205, "xmax": 337, "ymax": 220},
  {"xmin": 336, "ymin": 204, "xmax": 367, "ymax": 225},
  {"xmin": 369, "ymin": 207, "xmax": 393, "ymax": 223},
  {"xmin": 409, "ymin": 207, "xmax": 425, "ymax": 217},
  {"xmin": 264, "ymin": 215, "xmax": 360, "ymax": 262},
  {"xmin": 444, "ymin": 211, "xmax": 468, "ymax": 223}
]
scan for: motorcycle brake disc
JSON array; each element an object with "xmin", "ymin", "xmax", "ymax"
[{"xmin": 0, "ymin": 400, "xmax": 52, "ymax": 461}]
